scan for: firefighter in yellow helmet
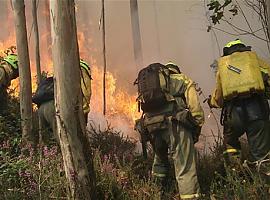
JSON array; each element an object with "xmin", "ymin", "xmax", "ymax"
[
  {"xmin": 0, "ymin": 54, "xmax": 19, "ymax": 113},
  {"xmin": 135, "ymin": 62, "xmax": 204, "ymax": 199},
  {"xmin": 34, "ymin": 59, "xmax": 92, "ymax": 142},
  {"xmin": 209, "ymin": 39, "xmax": 270, "ymax": 175}
]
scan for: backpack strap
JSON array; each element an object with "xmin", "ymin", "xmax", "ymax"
[
  {"xmin": 160, "ymin": 67, "xmax": 171, "ymax": 92},
  {"xmin": 171, "ymin": 74, "xmax": 189, "ymax": 110}
]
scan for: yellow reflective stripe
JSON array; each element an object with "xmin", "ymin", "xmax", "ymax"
[
  {"xmin": 152, "ymin": 172, "xmax": 166, "ymax": 178},
  {"xmin": 192, "ymin": 111, "xmax": 204, "ymax": 116},
  {"xmin": 180, "ymin": 193, "xmax": 200, "ymax": 199},
  {"xmin": 225, "ymin": 39, "xmax": 243, "ymax": 48},
  {"xmin": 80, "ymin": 63, "xmax": 89, "ymax": 71},
  {"xmin": 80, "ymin": 59, "xmax": 90, "ymax": 71},
  {"xmin": 166, "ymin": 61, "xmax": 177, "ymax": 66},
  {"xmin": 223, "ymin": 148, "xmax": 239, "ymax": 154}
]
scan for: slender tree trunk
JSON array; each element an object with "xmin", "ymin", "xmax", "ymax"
[
  {"xmin": 44, "ymin": 0, "xmax": 52, "ymax": 59},
  {"xmin": 264, "ymin": 0, "xmax": 270, "ymax": 54},
  {"xmin": 153, "ymin": 0, "xmax": 161, "ymax": 59},
  {"xmin": 130, "ymin": 0, "xmax": 143, "ymax": 69},
  {"xmin": 31, "ymin": 0, "xmax": 42, "ymax": 83},
  {"xmin": 0, "ymin": 1, "xmax": 9, "ymax": 39},
  {"xmin": 49, "ymin": 1, "xmax": 96, "ymax": 199},
  {"xmin": 101, "ymin": 0, "xmax": 107, "ymax": 115},
  {"xmin": 12, "ymin": 0, "xmax": 33, "ymax": 145},
  {"xmin": 31, "ymin": 0, "xmax": 43, "ymax": 146},
  {"xmin": 265, "ymin": 1, "xmax": 270, "ymax": 38}
]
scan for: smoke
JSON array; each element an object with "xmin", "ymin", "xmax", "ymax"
[
  {"xmin": 0, "ymin": 0, "xmax": 269, "ymax": 147},
  {"xmin": 75, "ymin": 0, "xmax": 270, "ymax": 148}
]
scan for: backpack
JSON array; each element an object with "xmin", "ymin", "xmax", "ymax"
[
  {"xmin": 32, "ymin": 77, "xmax": 54, "ymax": 106},
  {"xmin": 218, "ymin": 51, "xmax": 265, "ymax": 100},
  {"xmin": 135, "ymin": 63, "xmax": 174, "ymax": 112}
]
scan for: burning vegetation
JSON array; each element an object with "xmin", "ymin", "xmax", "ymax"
[
  {"xmin": 1, "ymin": 1, "xmax": 270, "ymax": 199},
  {"xmin": 0, "ymin": 4, "xmax": 140, "ymax": 139}
]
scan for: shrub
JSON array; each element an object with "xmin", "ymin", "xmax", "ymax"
[{"xmin": 1, "ymin": 94, "xmax": 269, "ymax": 199}]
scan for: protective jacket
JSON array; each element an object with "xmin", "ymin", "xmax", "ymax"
[
  {"xmin": 209, "ymin": 49, "xmax": 270, "ymax": 165},
  {"xmin": 144, "ymin": 72, "xmax": 204, "ymax": 131},
  {"xmin": 0, "ymin": 61, "xmax": 18, "ymax": 89},
  {"xmin": 142, "ymin": 70, "xmax": 204, "ymax": 199},
  {"xmin": 0, "ymin": 59, "xmax": 19, "ymax": 112},
  {"xmin": 171, "ymin": 73, "xmax": 204, "ymax": 126},
  {"xmin": 210, "ymin": 51, "xmax": 270, "ymax": 108},
  {"xmin": 81, "ymin": 66, "xmax": 92, "ymax": 114}
]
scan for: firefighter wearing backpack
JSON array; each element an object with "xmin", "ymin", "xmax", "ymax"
[
  {"xmin": 135, "ymin": 62, "xmax": 204, "ymax": 199},
  {"xmin": 0, "ymin": 54, "xmax": 19, "ymax": 112},
  {"xmin": 209, "ymin": 39, "xmax": 270, "ymax": 174},
  {"xmin": 34, "ymin": 59, "xmax": 92, "ymax": 142}
]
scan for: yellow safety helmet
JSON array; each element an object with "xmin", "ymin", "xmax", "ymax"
[
  {"xmin": 3, "ymin": 54, "xmax": 18, "ymax": 70},
  {"xmin": 224, "ymin": 39, "xmax": 244, "ymax": 48},
  {"xmin": 166, "ymin": 61, "xmax": 181, "ymax": 73}
]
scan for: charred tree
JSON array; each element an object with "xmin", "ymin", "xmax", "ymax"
[
  {"xmin": 12, "ymin": 0, "xmax": 33, "ymax": 145},
  {"xmin": 49, "ymin": 0, "xmax": 96, "ymax": 199},
  {"xmin": 130, "ymin": 0, "xmax": 143, "ymax": 68},
  {"xmin": 31, "ymin": 0, "xmax": 42, "ymax": 83}
]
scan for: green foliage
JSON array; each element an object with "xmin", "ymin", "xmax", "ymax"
[
  {"xmin": 211, "ymin": 167, "xmax": 269, "ymax": 199},
  {"xmin": 197, "ymin": 142, "xmax": 225, "ymax": 195},
  {"xmin": 94, "ymin": 150, "xmax": 161, "ymax": 200},
  {"xmin": 207, "ymin": 0, "xmax": 238, "ymax": 25},
  {"xmin": 0, "ymin": 146, "xmax": 67, "ymax": 199},
  {"xmin": 0, "ymin": 93, "xmax": 21, "ymax": 156}
]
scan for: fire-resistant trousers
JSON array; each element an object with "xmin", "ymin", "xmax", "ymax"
[
  {"xmin": 223, "ymin": 95, "xmax": 270, "ymax": 163},
  {"xmin": 151, "ymin": 119, "xmax": 200, "ymax": 199},
  {"xmin": 38, "ymin": 100, "xmax": 58, "ymax": 143},
  {"xmin": 38, "ymin": 100, "xmax": 89, "ymax": 144}
]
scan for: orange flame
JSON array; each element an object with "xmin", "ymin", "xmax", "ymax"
[
  {"xmin": 90, "ymin": 65, "xmax": 140, "ymax": 124},
  {"xmin": 1, "ymin": 4, "xmax": 140, "ymax": 139}
]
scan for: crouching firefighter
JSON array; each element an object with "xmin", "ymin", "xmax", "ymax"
[
  {"xmin": 0, "ymin": 54, "xmax": 19, "ymax": 113},
  {"xmin": 209, "ymin": 39, "xmax": 270, "ymax": 178},
  {"xmin": 32, "ymin": 59, "xmax": 92, "ymax": 143},
  {"xmin": 134, "ymin": 62, "xmax": 204, "ymax": 199}
]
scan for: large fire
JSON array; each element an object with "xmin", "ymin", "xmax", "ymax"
[
  {"xmin": 90, "ymin": 65, "xmax": 140, "ymax": 135},
  {"xmin": 0, "ymin": 19, "xmax": 140, "ymax": 140}
]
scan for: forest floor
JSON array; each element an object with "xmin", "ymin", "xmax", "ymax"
[{"xmin": 0, "ymin": 94, "xmax": 269, "ymax": 200}]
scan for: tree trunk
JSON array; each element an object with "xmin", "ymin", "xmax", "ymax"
[
  {"xmin": 101, "ymin": 0, "xmax": 107, "ymax": 115},
  {"xmin": 153, "ymin": 0, "xmax": 161, "ymax": 59},
  {"xmin": 31, "ymin": 0, "xmax": 42, "ymax": 84},
  {"xmin": 265, "ymin": 0, "xmax": 270, "ymax": 38},
  {"xmin": 44, "ymin": 0, "xmax": 52, "ymax": 58},
  {"xmin": 0, "ymin": 1, "xmax": 9, "ymax": 39},
  {"xmin": 130, "ymin": 0, "xmax": 143, "ymax": 69},
  {"xmin": 12, "ymin": 0, "xmax": 33, "ymax": 145},
  {"xmin": 49, "ymin": 1, "xmax": 96, "ymax": 199}
]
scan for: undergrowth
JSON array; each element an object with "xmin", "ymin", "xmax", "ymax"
[{"xmin": 0, "ymin": 94, "xmax": 269, "ymax": 199}]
